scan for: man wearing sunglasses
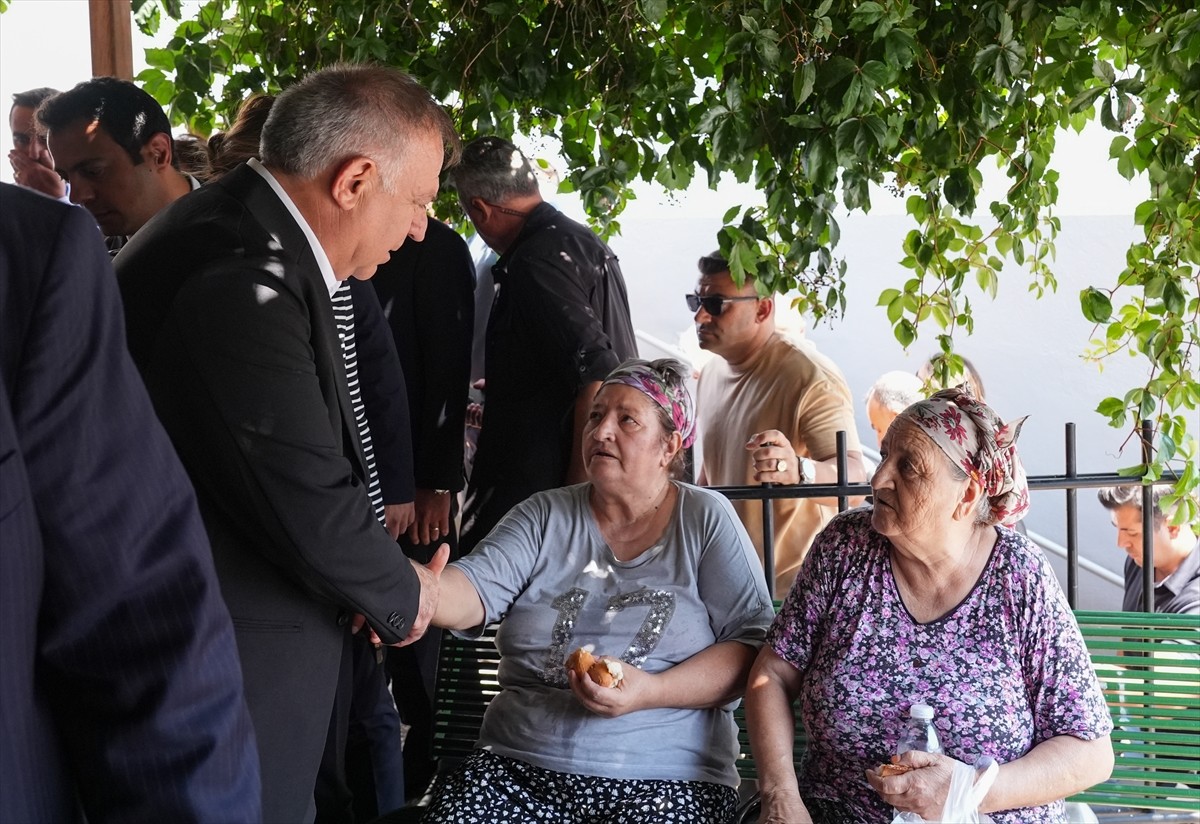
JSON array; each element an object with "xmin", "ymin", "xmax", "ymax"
[{"xmin": 690, "ymin": 251, "xmax": 867, "ymax": 595}]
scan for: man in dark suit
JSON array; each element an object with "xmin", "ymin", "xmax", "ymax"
[
  {"xmin": 370, "ymin": 217, "xmax": 475, "ymax": 798},
  {"xmin": 114, "ymin": 65, "xmax": 459, "ymax": 822},
  {"xmin": 0, "ymin": 182, "xmax": 260, "ymax": 822}
]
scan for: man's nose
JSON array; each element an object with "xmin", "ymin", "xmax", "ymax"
[
  {"xmin": 407, "ymin": 211, "xmax": 428, "ymax": 243},
  {"xmin": 67, "ymin": 179, "xmax": 89, "ymax": 205}
]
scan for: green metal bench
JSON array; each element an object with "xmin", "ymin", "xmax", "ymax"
[
  {"xmin": 1070, "ymin": 611, "xmax": 1199, "ymax": 814},
  {"xmin": 424, "ymin": 611, "xmax": 1199, "ymax": 817}
]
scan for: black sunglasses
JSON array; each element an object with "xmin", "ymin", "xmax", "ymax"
[{"xmin": 685, "ymin": 293, "xmax": 759, "ymax": 316}]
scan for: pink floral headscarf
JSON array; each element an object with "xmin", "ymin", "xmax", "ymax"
[
  {"xmin": 897, "ymin": 385, "xmax": 1030, "ymax": 525},
  {"xmin": 600, "ymin": 359, "xmax": 696, "ymax": 448}
]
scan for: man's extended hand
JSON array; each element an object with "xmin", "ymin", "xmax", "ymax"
[
  {"xmin": 351, "ymin": 542, "xmax": 451, "ymax": 647},
  {"xmin": 9, "ymin": 147, "xmax": 66, "ymax": 199},
  {"xmin": 407, "ymin": 488, "xmax": 451, "ymax": 546}
]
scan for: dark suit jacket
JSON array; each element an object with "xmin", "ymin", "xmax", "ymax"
[
  {"xmin": 370, "ymin": 219, "xmax": 474, "ymax": 497},
  {"xmin": 114, "ymin": 164, "xmax": 421, "ymax": 822},
  {"xmin": 0, "ymin": 184, "xmax": 260, "ymax": 822}
]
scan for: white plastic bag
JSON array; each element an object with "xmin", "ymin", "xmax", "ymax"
[{"xmin": 890, "ymin": 757, "xmax": 999, "ymax": 824}]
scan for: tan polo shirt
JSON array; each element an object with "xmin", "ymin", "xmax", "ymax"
[{"xmin": 696, "ymin": 331, "xmax": 861, "ymax": 594}]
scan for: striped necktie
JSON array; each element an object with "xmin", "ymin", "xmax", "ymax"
[{"xmin": 331, "ymin": 283, "xmax": 385, "ymax": 525}]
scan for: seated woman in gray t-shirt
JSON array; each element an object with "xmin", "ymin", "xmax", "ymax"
[{"xmin": 421, "ymin": 358, "xmax": 774, "ymax": 823}]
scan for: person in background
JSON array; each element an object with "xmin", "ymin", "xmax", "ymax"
[
  {"xmin": 451, "ymin": 135, "xmax": 637, "ymax": 554},
  {"xmin": 421, "ymin": 358, "xmax": 773, "ymax": 823},
  {"xmin": 863, "ymin": 370, "xmax": 924, "ymax": 447},
  {"xmin": 1097, "ymin": 485, "xmax": 1198, "ymax": 614},
  {"xmin": 370, "ymin": 215, "xmax": 476, "ymax": 800},
  {"xmin": 746, "ymin": 386, "xmax": 1113, "ymax": 823},
  {"xmin": 1, "ymin": 181, "xmax": 260, "ymax": 822},
  {"xmin": 37, "ymin": 77, "xmax": 197, "ymax": 252},
  {"xmin": 918, "ymin": 352, "xmax": 987, "ymax": 400},
  {"xmin": 173, "ymin": 132, "xmax": 213, "ymax": 183},
  {"xmin": 8, "ymin": 87, "xmax": 65, "ymax": 198},
  {"xmin": 207, "ymin": 93, "xmax": 275, "ymax": 178},
  {"xmin": 690, "ymin": 251, "xmax": 867, "ymax": 594}
]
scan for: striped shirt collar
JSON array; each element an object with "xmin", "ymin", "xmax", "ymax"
[{"xmin": 247, "ymin": 158, "xmax": 339, "ymax": 297}]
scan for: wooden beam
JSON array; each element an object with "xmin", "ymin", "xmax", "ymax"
[{"xmin": 89, "ymin": 0, "xmax": 134, "ymax": 80}]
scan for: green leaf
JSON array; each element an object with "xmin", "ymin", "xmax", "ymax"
[
  {"xmin": 1096, "ymin": 397, "xmax": 1126, "ymax": 418},
  {"xmin": 1068, "ymin": 86, "xmax": 1106, "ymax": 114},
  {"xmin": 860, "ymin": 60, "xmax": 890, "ymax": 87},
  {"xmin": 849, "ymin": 2, "xmax": 886, "ymax": 29},
  {"xmin": 1092, "ymin": 59, "xmax": 1116, "ymax": 84},
  {"xmin": 640, "ymin": 0, "xmax": 668, "ymax": 22},
  {"xmin": 1080, "ymin": 287, "xmax": 1113, "ymax": 322},
  {"xmin": 1163, "ymin": 279, "xmax": 1186, "ymax": 315},
  {"xmin": 803, "ymin": 135, "xmax": 837, "ymax": 190},
  {"xmin": 818, "ymin": 56, "xmax": 858, "ymax": 90},
  {"xmin": 793, "ymin": 62, "xmax": 817, "ymax": 106}
]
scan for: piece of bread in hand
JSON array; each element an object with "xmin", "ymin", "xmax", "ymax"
[
  {"xmin": 565, "ymin": 646, "xmax": 596, "ymax": 679},
  {"xmin": 565, "ymin": 646, "xmax": 624, "ymax": 688},
  {"xmin": 878, "ymin": 755, "xmax": 914, "ymax": 776},
  {"xmin": 587, "ymin": 658, "xmax": 624, "ymax": 688}
]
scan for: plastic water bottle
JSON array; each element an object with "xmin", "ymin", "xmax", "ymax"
[{"xmin": 897, "ymin": 702, "xmax": 943, "ymax": 756}]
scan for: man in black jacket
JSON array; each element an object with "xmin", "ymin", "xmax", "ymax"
[{"xmin": 452, "ymin": 136, "xmax": 637, "ymax": 553}]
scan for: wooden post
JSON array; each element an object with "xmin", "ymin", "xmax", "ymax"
[{"xmin": 89, "ymin": 0, "xmax": 134, "ymax": 80}]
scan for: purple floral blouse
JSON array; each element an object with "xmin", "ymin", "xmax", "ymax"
[{"xmin": 767, "ymin": 508, "xmax": 1112, "ymax": 823}]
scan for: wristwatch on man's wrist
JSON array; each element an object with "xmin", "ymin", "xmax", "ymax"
[{"xmin": 797, "ymin": 457, "xmax": 816, "ymax": 484}]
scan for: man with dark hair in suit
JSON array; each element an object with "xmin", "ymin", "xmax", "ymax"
[
  {"xmin": 0, "ymin": 182, "xmax": 260, "ymax": 822},
  {"xmin": 9, "ymin": 87, "xmax": 65, "ymax": 198},
  {"xmin": 37, "ymin": 77, "xmax": 195, "ymax": 249},
  {"xmin": 115, "ymin": 64, "xmax": 460, "ymax": 822}
]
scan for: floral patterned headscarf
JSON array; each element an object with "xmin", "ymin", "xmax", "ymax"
[
  {"xmin": 897, "ymin": 385, "xmax": 1030, "ymax": 525},
  {"xmin": 600, "ymin": 359, "xmax": 696, "ymax": 448}
]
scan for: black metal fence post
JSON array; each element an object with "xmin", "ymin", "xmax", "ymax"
[
  {"xmin": 1140, "ymin": 419, "xmax": 1155, "ymax": 612},
  {"xmin": 761, "ymin": 487, "xmax": 776, "ymax": 601},
  {"xmin": 836, "ymin": 431, "xmax": 849, "ymax": 513},
  {"xmin": 1065, "ymin": 423, "xmax": 1078, "ymax": 609}
]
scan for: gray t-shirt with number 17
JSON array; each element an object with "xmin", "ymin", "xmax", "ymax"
[{"xmin": 451, "ymin": 481, "xmax": 774, "ymax": 787}]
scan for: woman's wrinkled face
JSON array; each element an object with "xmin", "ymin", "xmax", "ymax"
[
  {"xmin": 870, "ymin": 417, "xmax": 966, "ymax": 540},
  {"xmin": 583, "ymin": 384, "xmax": 675, "ymax": 488}
]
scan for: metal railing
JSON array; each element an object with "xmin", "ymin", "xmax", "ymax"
[{"xmin": 710, "ymin": 423, "xmax": 1180, "ymax": 608}]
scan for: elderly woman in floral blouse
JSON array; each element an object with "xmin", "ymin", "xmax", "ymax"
[{"xmin": 746, "ymin": 387, "xmax": 1114, "ymax": 823}]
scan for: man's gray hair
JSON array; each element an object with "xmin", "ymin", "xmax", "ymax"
[
  {"xmin": 448, "ymin": 136, "xmax": 539, "ymax": 203},
  {"xmin": 865, "ymin": 370, "xmax": 924, "ymax": 413},
  {"xmin": 260, "ymin": 64, "xmax": 459, "ymax": 191}
]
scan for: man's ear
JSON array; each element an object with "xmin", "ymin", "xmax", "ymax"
[
  {"xmin": 143, "ymin": 132, "xmax": 174, "ymax": 170},
  {"xmin": 755, "ymin": 294, "xmax": 774, "ymax": 323},
  {"xmin": 466, "ymin": 197, "xmax": 491, "ymax": 223},
  {"xmin": 330, "ymin": 155, "xmax": 377, "ymax": 211}
]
